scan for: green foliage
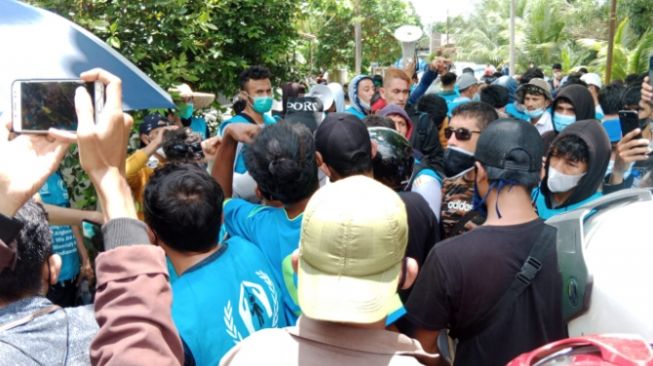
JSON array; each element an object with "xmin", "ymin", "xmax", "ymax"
[
  {"xmin": 27, "ymin": 0, "xmax": 301, "ymax": 97},
  {"xmin": 618, "ymin": 0, "xmax": 653, "ymax": 38},
  {"xmin": 587, "ymin": 17, "xmax": 653, "ymax": 82},
  {"xmin": 299, "ymin": 0, "xmax": 421, "ymax": 73}
]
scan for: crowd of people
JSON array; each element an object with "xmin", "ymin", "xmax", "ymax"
[{"xmin": 1, "ymin": 53, "xmax": 653, "ymax": 366}]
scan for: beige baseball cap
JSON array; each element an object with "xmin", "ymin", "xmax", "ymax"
[
  {"xmin": 298, "ymin": 175, "xmax": 408, "ymax": 323},
  {"xmin": 168, "ymin": 83, "xmax": 216, "ymax": 109}
]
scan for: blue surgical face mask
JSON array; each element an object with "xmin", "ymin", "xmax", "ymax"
[
  {"xmin": 526, "ymin": 108, "xmax": 545, "ymax": 119},
  {"xmin": 251, "ymin": 95, "xmax": 273, "ymax": 114},
  {"xmin": 595, "ymin": 105, "xmax": 605, "ymax": 121},
  {"xmin": 179, "ymin": 103, "xmax": 194, "ymax": 119},
  {"xmin": 472, "ymin": 93, "xmax": 481, "ymax": 102},
  {"xmin": 553, "ymin": 112, "xmax": 576, "ymax": 132}
]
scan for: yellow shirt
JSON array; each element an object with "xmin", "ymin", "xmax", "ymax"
[{"xmin": 125, "ymin": 150, "xmax": 157, "ymax": 220}]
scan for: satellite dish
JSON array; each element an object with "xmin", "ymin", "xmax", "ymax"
[{"xmin": 393, "ymin": 25, "xmax": 423, "ymax": 43}]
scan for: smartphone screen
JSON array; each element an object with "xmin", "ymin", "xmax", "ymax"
[
  {"xmin": 619, "ymin": 110, "xmax": 641, "ymax": 139},
  {"xmin": 14, "ymin": 80, "xmax": 95, "ymax": 132},
  {"xmin": 82, "ymin": 219, "xmax": 104, "ymax": 253}
]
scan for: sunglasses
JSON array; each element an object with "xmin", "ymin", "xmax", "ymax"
[{"xmin": 445, "ymin": 127, "xmax": 481, "ymax": 141}]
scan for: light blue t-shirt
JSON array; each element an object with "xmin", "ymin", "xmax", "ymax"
[
  {"xmin": 223, "ymin": 198, "xmax": 302, "ymax": 324},
  {"xmin": 170, "ymin": 236, "xmax": 286, "ymax": 366},
  {"xmin": 189, "ymin": 116, "xmax": 208, "ymax": 139},
  {"xmin": 436, "ymin": 90, "xmax": 459, "ymax": 105},
  {"xmin": 533, "ymin": 187, "xmax": 602, "ymax": 220},
  {"xmin": 219, "ymin": 114, "xmax": 277, "ymax": 174},
  {"xmin": 447, "ymin": 96, "xmax": 471, "ymax": 117},
  {"xmin": 39, "ymin": 173, "xmax": 79, "ymax": 282},
  {"xmin": 345, "ymin": 106, "xmax": 366, "ymax": 120}
]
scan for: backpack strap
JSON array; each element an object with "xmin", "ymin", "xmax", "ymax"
[{"xmin": 450, "ymin": 224, "xmax": 557, "ymax": 341}]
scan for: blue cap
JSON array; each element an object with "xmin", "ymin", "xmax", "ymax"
[
  {"xmin": 139, "ymin": 113, "xmax": 169, "ymax": 135},
  {"xmin": 602, "ymin": 119, "xmax": 622, "ymax": 143}
]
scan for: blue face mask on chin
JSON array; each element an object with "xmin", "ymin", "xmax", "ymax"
[
  {"xmin": 553, "ymin": 112, "xmax": 576, "ymax": 132},
  {"xmin": 525, "ymin": 108, "xmax": 545, "ymax": 119}
]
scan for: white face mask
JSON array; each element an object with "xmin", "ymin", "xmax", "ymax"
[
  {"xmin": 156, "ymin": 147, "xmax": 166, "ymax": 158},
  {"xmin": 547, "ymin": 166, "xmax": 585, "ymax": 193}
]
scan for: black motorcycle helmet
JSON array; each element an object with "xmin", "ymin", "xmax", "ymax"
[{"xmin": 368, "ymin": 127, "xmax": 414, "ymax": 191}]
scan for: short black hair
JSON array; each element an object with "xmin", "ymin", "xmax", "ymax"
[
  {"xmin": 144, "ymin": 163, "xmax": 224, "ymax": 253},
  {"xmin": 578, "ymin": 67, "xmax": 589, "ymax": 74},
  {"xmin": 363, "ymin": 115, "xmax": 395, "ymax": 129},
  {"xmin": 551, "ymin": 135, "xmax": 589, "ymax": 163},
  {"xmin": 416, "ymin": 94, "xmax": 448, "ymax": 128},
  {"xmin": 622, "ymin": 84, "xmax": 643, "ymax": 108},
  {"xmin": 239, "ymin": 65, "xmax": 271, "ymax": 91},
  {"xmin": 520, "ymin": 67, "xmax": 545, "ymax": 84},
  {"xmin": 480, "ymin": 85, "xmax": 509, "ymax": 109},
  {"xmin": 451, "ymin": 101, "xmax": 500, "ymax": 131},
  {"xmin": 624, "ymin": 73, "xmax": 646, "ymax": 86},
  {"xmin": 245, "ymin": 121, "xmax": 319, "ymax": 204},
  {"xmin": 563, "ymin": 73, "xmax": 588, "ymax": 88},
  {"xmin": 162, "ymin": 128, "xmax": 204, "ymax": 163},
  {"xmin": 0, "ymin": 200, "xmax": 51, "ymax": 302},
  {"xmin": 598, "ymin": 82, "xmax": 625, "ymax": 115},
  {"xmin": 552, "ymin": 63, "xmax": 562, "ymax": 70},
  {"xmin": 462, "ymin": 67, "xmax": 475, "ymax": 75},
  {"xmin": 440, "ymin": 72, "xmax": 457, "ymax": 86}
]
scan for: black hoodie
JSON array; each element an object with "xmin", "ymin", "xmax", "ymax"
[
  {"xmin": 540, "ymin": 119, "xmax": 611, "ymax": 209},
  {"xmin": 542, "ymin": 85, "xmax": 597, "ymax": 151}
]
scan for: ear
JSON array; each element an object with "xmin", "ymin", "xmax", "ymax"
[
  {"xmin": 255, "ymin": 186, "xmax": 264, "ymax": 201},
  {"xmin": 370, "ymin": 139, "xmax": 378, "ymax": 159},
  {"xmin": 46, "ymin": 254, "xmax": 62, "ymax": 285},
  {"xmin": 315, "ymin": 151, "xmax": 324, "ymax": 167},
  {"xmin": 401, "ymin": 257, "xmax": 419, "ymax": 290},
  {"xmin": 474, "ymin": 161, "xmax": 487, "ymax": 182},
  {"xmin": 146, "ymin": 226, "xmax": 158, "ymax": 245},
  {"xmin": 379, "ymin": 87, "xmax": 386, "ymax": 100},
  {"xmin": 291, "ymin": 249, "xmax": 299, "ymax": 274}
]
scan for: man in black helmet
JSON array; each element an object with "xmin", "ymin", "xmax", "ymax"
[{"xmin": 404, "ymin": 119, "xmax": 567, "ymax": 366}]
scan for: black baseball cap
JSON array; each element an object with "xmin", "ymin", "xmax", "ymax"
[
  {"xmin": 139, "ymin": 113, "xmax": 170, "ymax": 135},
  {"xmin": 474, "ymin": 118, "xmax": 543, "ymax": 187},
  {"xmin": 315, "ymin": 113, "xmax": 372, "ymax": 175}
]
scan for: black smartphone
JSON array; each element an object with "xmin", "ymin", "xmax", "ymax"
[
  {"xmin": 11, "ymin": 79, "xmax": 104, "ymax": 133},
  {"xmin": 81, "ymin": 219, "xmax": 104, "ymax": 253},
  {"xmin": 619, "ymin": 110, "xmax": 642, "ymax": 139}
]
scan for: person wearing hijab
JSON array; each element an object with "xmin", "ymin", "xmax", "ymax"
[{"xmin": 346, "ymin": 75, "xmax": 375, "ymax": 119}]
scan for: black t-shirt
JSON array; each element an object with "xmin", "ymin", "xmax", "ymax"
[
  {"xmin": 405, "ymin": 219, "xmax": 567, "ymax": 366},
  {"xmin": 398, "ymin": 192, "xmax": 440, "ymax": 302}
]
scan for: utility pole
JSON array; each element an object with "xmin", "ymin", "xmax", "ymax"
[
  {"xmin": 509, "ymin": 0, "xmax": 516, "ymax": 76},
  {"xmin": 354, "ymin": 0, "xmax": 362, "ymax": 74},
  {"xmin": 605, "ymin": 0, "xmax": 617, "ymax": 84}
]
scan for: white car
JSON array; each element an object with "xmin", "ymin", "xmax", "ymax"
[{"xmin": 546, "ymin": 188, "xmax": 653, "ymax": 338}]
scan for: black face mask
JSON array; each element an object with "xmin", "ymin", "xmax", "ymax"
[{"xmin": 443, "ymin": 146, "xmax": 476, "ymax": 178}]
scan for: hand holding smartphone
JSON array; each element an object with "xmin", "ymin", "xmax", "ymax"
[
  {"xmin": 11, "ymin": 79, "xmax": 104, "ymax": 133},
  {"xmin": 619, "ymin": 110, "xmax": 643, "ymax": 139}
]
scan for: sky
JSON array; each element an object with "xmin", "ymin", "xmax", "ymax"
[{"xmin": 408, "ymin": 0, "xmax": 478, "ymax": 27}]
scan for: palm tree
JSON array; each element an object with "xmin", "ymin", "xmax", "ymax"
[{"xmin": 585, "ymin": 17, "xmax": 653, "ymax": 81}]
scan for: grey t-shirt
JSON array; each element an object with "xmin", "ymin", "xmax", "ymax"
[{"xmin": 0, "ymin": 296, "xmax": 98, "ymax": 365}]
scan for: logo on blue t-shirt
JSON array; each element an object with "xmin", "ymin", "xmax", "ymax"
[{"xmin": 223, "ymin": 270, "xmax": 280, "ymax": 343}]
